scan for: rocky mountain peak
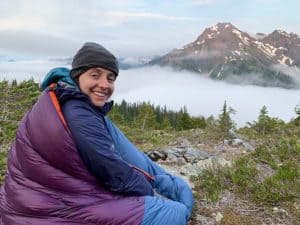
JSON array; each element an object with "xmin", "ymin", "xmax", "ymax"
[
  {"xmin": 149, "ymin": 22, "xmax": 300, "ymax": 89},
  {"xmin": 263, "ymin": 29, "xmax": 300, "ymax": 44},
  {"xmin": 256, "ymin": 32, "xmax": 267, "ymax": 39},
  {"xmin": 262, "ymin": 29, "xmax": 300, "ymax": 65},
  {"xmin": 192, "ymin": 22, "xmax": 253, "ymax": 52}
]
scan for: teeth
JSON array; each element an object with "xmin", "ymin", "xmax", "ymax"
[{"xmin": 94, "ymin": 92, "xmax": 106, "ymax": 97}]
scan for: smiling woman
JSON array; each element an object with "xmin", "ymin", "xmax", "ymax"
[
  {"xmin": 69, "ymin": 42, "xmax": 119, "ymax": 107},
  {"xmin": 0, "ymin": 42, "xmax": 194, "ymax": 225},
  {"xmin": 77, "ymin": 68, "xmax": 116, "ymax": 107}
]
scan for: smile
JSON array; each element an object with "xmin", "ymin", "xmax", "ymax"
[{"xmin": 93, "ymin": 91, "xmax": 107, "ymax": 97}]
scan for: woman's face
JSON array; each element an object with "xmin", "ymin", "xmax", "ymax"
[{"xmin": 78, "ymin": 67, "xmax": 116, "ymax": 107}]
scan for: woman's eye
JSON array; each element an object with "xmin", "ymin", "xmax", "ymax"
[{"xmin": 108, "ymin": 76, "xmax": 116, "ymax": 82}]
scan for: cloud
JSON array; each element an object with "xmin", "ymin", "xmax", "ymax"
[
  {"xmin": 0, "ymin": 30, "xmax": 81, "ymax": 58},
  {"xmin": 191, "ymin": 0, "xmax": 219, "ymax": 5},
  {"xmin": 0, "ymin": 60, "xmax": 299, "ymax": 127},
  {"xmin": 113, "ymin": 66, "xmax": 300, "ymax": 127},
  {"xmin": 0, "ymin": 59, "xmax": 70, "ymax": 83},
  {"xmin": 272, "ymin": 64, "xmax": 300, "ymax": 86},
  {"xmin": 0, "ymin": 1, "xmax": 201, "ymax": 58},
  {"xmin": 102, "ymin": 11, "xmax": 200, "ymax": 26}
]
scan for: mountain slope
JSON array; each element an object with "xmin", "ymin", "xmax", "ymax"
[{"xmin": 149, "ymin": 22, "xmax": 300, "ymax": 89}]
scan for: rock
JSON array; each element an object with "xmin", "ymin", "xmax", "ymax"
[
  {"xmin": 196, "ymin": 214, "xmax": 211, "ymax": 224},
  {"xmin": 146, "ymin": 144, "xmax": 233, "ymax": 188},
  {"xmin": 215, "ymin": 212, "xmax": 223, "ymax": 222},
  {"xmin": 168, "ymin": 137, "xmax": 191, "ymax": 146},
  {"xmin": 183, "ymin": 147, "xmax": 211, "ymax": 163},
  {"xmin": 147, "ymin": 150, "xmax": 167, "ymax": 161},
  {"xmin": 147, "ymin": 146, "xmax": 211, "ymax": 164},
  {"xmin": 195, "ymin": 156, "xmax": 231, "ymax": 169},
  {"xmin": 224, "ymin": 138, "xmax": 254, "ymax": 150}
]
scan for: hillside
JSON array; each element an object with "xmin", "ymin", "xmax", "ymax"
[
  {"xmin": 0, "ymin": 80, "xmax": 299, "ymax": 224},
  {"xmin": 149, "ymin": 22, "xmax": 300, "ymax": 89}
]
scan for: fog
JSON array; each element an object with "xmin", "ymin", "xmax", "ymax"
[
  {"xmin": 0, "ymin": 60, "xmax": 67, "ymax": 83},
  {"xmin": 113, "ymin": 67, "xmax": 300, "ymax": 128},
  {"xmin": 0, "ymin": 61, "xmax": 299, "ymax": 128}
]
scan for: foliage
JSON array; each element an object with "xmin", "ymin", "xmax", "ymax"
[
  {"xmin": 108, "ymin": 101, "xmax": 207, "ymax": 131},
  {"xmin": 0, "ymin": 80, "xmax": 41, "ymax": 148},
  {"xmin": 248, "ymin": 105, "xmax": 285, "ymax": 136},
  {"xmin": 192, "ymin": 137, "xmax": 300, "ymax": 206},
  {"xmin": 190, "ymin": 159, "xmax": 231, "ymax": 202},
  {"xmin": 192, "ymin": 105, "xmax": 300, "ymax": 214},
  {"xmin": 238, "ymin": 105, "xmax": 288, "ymax": 142},
  {"xmin": 203, "ymin": 101, "xmax": 236, "ymax": 141},
  {"xmin": 0, "ymin": 149, "xmax": 8, "ymax": 183},
  {"xmin": 220, "ymin": 208, "xmax": 260, "ymax": 225},
  {"xmin": 216, "ymin": 101, "xmax": 236, "ymax": 139},
  {"xmin": 296, "ymin": 104, "xmax": 300, "ymax": 117}
]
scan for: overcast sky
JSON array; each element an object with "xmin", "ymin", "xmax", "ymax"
[
  {"xmin": 0, "ymin": 0, "xmax": 299, "ymax": 127},
  {"xmin": 0, "ymin": 0, "xmax": 300, "ymax": 59}
]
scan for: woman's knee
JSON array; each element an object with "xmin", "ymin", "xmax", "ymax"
[{"xmin": 141, "ymin": 196, "xmax": 188, "ymax": 225}]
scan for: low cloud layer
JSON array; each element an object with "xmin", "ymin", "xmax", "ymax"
[
  {"xmin": 113, "ymin": 66, "xmax": 300, "ymax": 127},
  {"xmin": 0, "ymin": 61, "xmax": 299, "ymax": 128}
]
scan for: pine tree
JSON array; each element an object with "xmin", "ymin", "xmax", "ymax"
[
  {"xmin": 190, "ymin": 116, "xmax": 207, "ymax": 129},
  {"xmin": 108, "ymin": 106, "xmax": 125, "ymax": 126},
  {"xmin": 257, "ymin": 105, "xmax": 269, "ymax": 135},
  {"xmin": 177, "ymin": 106, "xmax": 192, "ymax": 130},
  {"xmin": 217, "ymin": 101, "xmax": 236, "ymax": 139},
  {"xmin": 135, "ymin": 103, "xmax": 157, "ymax": 130},
  {"xmin": 247, "ymin": 105, "xmax": 285, "ymax": 136},
  {"xmin": 295, "ymin": 105, "xmax": 300, "ymax": 118},
  {"xmin": 160, "ymin": 116, "xmax": 172, "ymax": 130}
]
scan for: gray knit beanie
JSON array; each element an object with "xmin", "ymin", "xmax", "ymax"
[{"xmin": 70, "ymin": 42, "xmax": 119, "ymax": 80}]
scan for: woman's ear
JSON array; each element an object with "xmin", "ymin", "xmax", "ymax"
[{"xmin": 75, "ymin": 77, "xmax": 80, "ymax": 88}]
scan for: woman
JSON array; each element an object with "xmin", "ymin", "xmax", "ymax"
[{"xmin": 0, "ymin": 42, "xmax": 194, "ymax": 225}]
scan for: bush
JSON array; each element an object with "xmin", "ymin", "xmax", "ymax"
[
  {"xmin": 0, "ymin": 151, "xmax": 8, "ymax": 184},
  {"xmin": 191, "ymin": 137, "xmax": 300, "ymax": 206}
]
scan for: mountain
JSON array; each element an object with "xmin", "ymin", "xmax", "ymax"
[
  {"xmin": 118, "ymin": 56, "xmax": 157, "ymax": 70},
  {"xmin": 149, "ymin": 22, "xmax": 300, "ymax": 89}
]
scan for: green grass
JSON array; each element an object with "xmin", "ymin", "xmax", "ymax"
[
  {"xmin": 0, "ymin": 151, "xmax": 8, "ymax": 183},
  {"xmin": 190, "ymin": 159, "xmax": 230, "ymax": 202},
  {"xmin": 192, "ymin": 137, "xmax": 300, "ymax": 206}
]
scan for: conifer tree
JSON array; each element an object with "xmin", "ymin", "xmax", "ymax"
[
  {"xmin": 247, "ymin": 105, "xmax": 284, "ymax": 136},
  {"xmin": 257, "ymin": 105, "xmax": 269, "ymax": 135},
  {"xmin": 135, "ymin": 103, "xmax": 157, "ymax": 130},
  {"xmin": 177, "ymin": 106, "xmax": 192, "ymax": 130},
  {"xmin": 160, "ymin": 116, "xmax": 172, "ymax": 130},
  {"xmin": 108, "ymin": 106, "xmax": 125, "ymax": 126},
  {"xmin": 295, "ymin": 105, "xmax": 300, "ymax": 118},
  {"xmin": 217, "ymin": 101, "xmax": 236, "ymax": 139}
]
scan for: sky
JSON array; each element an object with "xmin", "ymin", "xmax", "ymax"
[
  {"xmin": 0, "ymin": 0, "xmax": 299, "ymax": 127},
  {"xmin": 0, "ymin": 0, "xmax": 300, "ymax": 59}
]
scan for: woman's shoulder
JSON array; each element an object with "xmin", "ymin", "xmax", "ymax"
[
  {"xmin": 56, "ymin": 86, "xmax": 113, "ymax": 116},
  {"xmin": 55, "ymin": 85, "xmax": 89, "ymax": 105}
]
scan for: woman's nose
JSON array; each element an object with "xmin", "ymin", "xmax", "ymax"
[{"xmin": 97, "ymin": 76, "xmax": 110, "ymax": 88}]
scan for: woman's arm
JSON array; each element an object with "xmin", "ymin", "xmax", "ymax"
[
  {"xmin": 61, "ymin": 99, "xmax": 154, "ymax": 196},
  {"xmin": 105, "ymin": 117, "xmax": 194, "ymax": 217}
]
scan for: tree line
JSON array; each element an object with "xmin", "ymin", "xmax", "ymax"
[
  {"xmin": 109, "ymin": 101, "xmax": 207, "ymax": 131},
  {"xmin": 0, "ymin": 79, "xmax": 299, "ymax": 151}
]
